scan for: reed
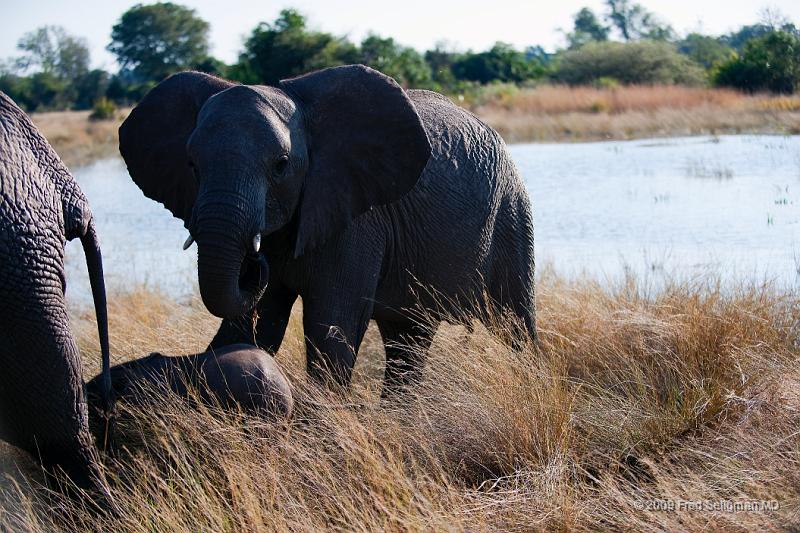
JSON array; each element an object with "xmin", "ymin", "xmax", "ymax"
[
  {"xmin": 468, "ymin": 85, "xmax": 800, "ymax": 142},
  {"xmin": 1, "ymin": 270, "xmax": 797, "ymax": 531}
]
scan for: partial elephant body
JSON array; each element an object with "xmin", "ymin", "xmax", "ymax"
[
  {"xmin": 119, "ymin": 65, "xmax": 535, "ymax": 392},
  {"xmin": 213, "ymin": 88, "xmax": 535, "ymax": 387},
  {"xmin": 0, "ymin": 92, "xmax": 112, "ymax": 492},
  {"xmin": 250, "ymin": 90, "xmax": 534, "ymax": 385},
  {"xmin": 86, "ymin": 344, "xmax": 293, "ymax": 418}
]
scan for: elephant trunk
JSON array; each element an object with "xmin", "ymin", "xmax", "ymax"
[{"xmin": 193, "ymin": 201, "xmax": 268, "ymax": 320}]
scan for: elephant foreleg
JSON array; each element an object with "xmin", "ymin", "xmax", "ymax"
[
  {"xmin": 377, "ymin": 320, "xmax": 435, "ymax": 399},
  {"xmin": 302, "ymin": 296, "xmax": 374, "ymax": 388},
  {"xmin": 301, "ymin": 246, "xmax": 384, "ymax": 387}
]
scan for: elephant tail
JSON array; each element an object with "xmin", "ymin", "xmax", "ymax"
[{"xmin": 80, "ymin": 218, "xmax": 114, "ymax": 451}]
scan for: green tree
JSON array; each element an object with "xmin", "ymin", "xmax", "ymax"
[
  {"xmin": 566, "ymin": 8, "xmax": 609, "ymax": 49},
  {"xmin": 453, "ymin": 42, "xmax": 546, "ymax": 84},
  {"xmin": 15, "ymin": 26, "xmax": 89, "ymax": 80},
  {"xmin": 233, "ymin": 9, "xmax": 357, "ymax": 85},
  {"xmin": 358, "ymin": 34, "xmax": 432, "ymax": 87},
  {"xmin": 106, "ymin": 69, "xmax": 156, "ymax": 104},
  {"xmin": 424, "ymin": 42, "xmax": 464, "ymax": 90},
  {"xmin": 715, "ymin": 30, "xmax": 800, "ymax": 93},
  {"xmin": 108, "ymin": 2, "xmax": 211, "ymax": 82},
  {"xmin": 27, "ymin": 71, "xmax": 70, "ymax": 110},
  {"xmin": 73, "ymin": 69, "xmax": 110, "ymax": 109},
  {"xmin": 9, "ymin": 26, "xmax": 91, "ymax": 109},
  {"xmin": 722, "ymin": 22, "xmax": 800, "ymax": 51},
  {"xmin": 677, "ymin": 34, "xmax": 734, "ymax": 70},
  {"xmin": 0, "ymin": 72, "xmax": 34, "ymax": 109},
  {"xmin": 604, "ymin": 0, "xmax": 674, "ymax": 41},
  {"xmin": 553, "ymin": 40, "xmax": 705, "ymax": 85},
  {"xmin": 193, "ymin": 56, "xmax": 228, "ymax": 78}
]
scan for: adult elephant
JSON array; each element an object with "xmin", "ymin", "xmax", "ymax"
[
  {"xmin": 119, "ymin": 65, "xmax": 535, "ymax": 392},
  {"xmin": 0, "ymin": 92, "xmax": 112, "ymax": 492}
]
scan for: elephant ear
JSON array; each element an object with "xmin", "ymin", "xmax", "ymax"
[
  {"xmin": 280, "ymin": 65, "xmax": 431, "ymax": 257},
  {"xmin": 118, "ymin": 71, "xmax": 235, "ymax": 225}
]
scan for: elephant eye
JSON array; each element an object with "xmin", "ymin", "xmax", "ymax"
[{"xmin": 274, "ymin": 155, "xmax": 289, "ymax": 175}]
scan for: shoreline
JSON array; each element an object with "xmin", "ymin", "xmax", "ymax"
[
  {"xmin": 482, "ymin": 111, "xmax": 800, "ymax": 145},
  {"xmin": 29, "ymin": 85, "xmax": 800, "ymax": 169}
]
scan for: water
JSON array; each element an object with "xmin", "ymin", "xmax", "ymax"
[
  {"xmin": 64, "ymin": 158, "xmax": 198, "ymax": 303},
  {"xmin": 511, "ymin": 135, "xmax": 799, "ymax": 285},
  {"xmin": 65, "ymin": 135, "xmax": 800, "ymax": 305}
]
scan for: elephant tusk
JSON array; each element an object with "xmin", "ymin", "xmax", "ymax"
[
  {"xmin": 183, "ymin": 235, "xmax": 194, "ymax": 250},
  {"xmin": 252, "ymin": 234, "xmax": 261, "ymax": 253}
]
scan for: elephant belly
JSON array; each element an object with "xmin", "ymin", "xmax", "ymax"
[{"xmin": 371, "ymin": 177, "xmax": 508, "ymax": 321}]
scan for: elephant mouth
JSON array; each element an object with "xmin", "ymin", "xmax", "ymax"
[{"xmin": 238, "ymin": 252, "xmax": 269, "ymax": 300}]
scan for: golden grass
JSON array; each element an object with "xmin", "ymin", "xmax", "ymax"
[
  {"xmin": 30, "ymin": 109, "xmax": 129, "ymax": 170},
  {"xmin": 469, "ymin": 85, "xmax": 800, "ymax": 142},
  {"xmin": 1, "ymin": 270, "xmax": 798, "ymax": 531}
]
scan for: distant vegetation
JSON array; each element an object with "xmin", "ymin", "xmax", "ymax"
[
  {"xmin": 553, "ymin": 41, "xmax": 706, "ymax": 86},
  {"xmin": 1, "ymin": 2, "xmax": 799, "ymax": 113}
]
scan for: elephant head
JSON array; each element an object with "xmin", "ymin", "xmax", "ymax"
[{"xmin": 119, "ymin": 65, "xmax": 431, "ymax": 319}]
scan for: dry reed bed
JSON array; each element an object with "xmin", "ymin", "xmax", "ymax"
[
  {"xmin": 30, "ymin": 109, "xmax": 128, "ymax": 169},
  {"xmin": 1, "ymin": 271, "xmax": 798, "ymax": 531},
  {"xmin": 470, "ymin": 85, "xmax": 800, "ymax": 142}
]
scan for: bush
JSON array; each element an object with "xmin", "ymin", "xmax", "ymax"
[
  {"xmin": 714, "ymin": 30, "xmax": 800, "ymax": 94},
  {"xmin": 89, "ymin": 97, "xmax": 116, "ymax": 120},
  {"xmin": 453, "ymin": 42, "xmax": 547, "ymax": 84},
  {"xmin": 553, "ymin": 40, "xmax": 706, "ymax": 86}
]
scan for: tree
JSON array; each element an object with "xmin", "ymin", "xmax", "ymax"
[
  {"xmin": 677, "ymin": 34, "xmax": 734, "ymax": 70},
  {"xmin": 108, "ymin": 2, "xmax": 211, "ymax": 82},
  {"xmin": 193, "ymin": 56, "xmax": 228, "ymax": 78},
  {"xmin": 553, "ymin": 40, "xmax": 706, "ymax": 86},
  {"xmin": 233, "ymin": 9, "xmax": 357, "ymax": 85},
  {"xmin": 0, "ymin": 72, "xmax": 34, "ymax": 109},
  {"xmin": 722, "ymin": 22, "xmax": 800, "ymax": 51},
  {"xmin": 424, "ymin": 41, "xmax": 464, "ymax": 89},
  {"xmin": 73, "ymin": 69, "xmax": 110, "ymax": 109},
  {"xmin": 358, "ymin": 34, "xmax": 432, "ymax": 87},
  {"xmin": 453, "ymin": 42, "xmax": 546, "ymax": 84},
  {"xmin": 604, "ymin": 0, "xmax": 674, "ymax": 41},
  {"xmin": 15, "ymin": 26, "xmax": 89, "ymax": 80},
  {"xmin": 566, "ymin": 8, "xmax": 609, "ymax": 49},
  {"xmin": 28, "ymin": 71, "xmax": 70, "ymax": 110},
  {"xmin": 715, "ymin": 30, "xmax": 800, "ymax": 93}
]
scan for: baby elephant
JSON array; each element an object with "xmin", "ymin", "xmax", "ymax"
[{"xmin": 87, "ymin": 344, "xmax": 293, "ymax": 419}]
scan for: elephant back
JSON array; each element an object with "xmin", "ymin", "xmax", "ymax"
[{"xmin": 0, "ymin": 92, "xmax": 92, "ymax": 242}]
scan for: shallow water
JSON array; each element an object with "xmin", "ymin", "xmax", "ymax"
[
  {"xmin": 511, "ymin": 135, "xmax": 799, "ymax": 285},
  {"xmin": 65, "ymin": 135, "xmax": 800, "ymax": 305}
]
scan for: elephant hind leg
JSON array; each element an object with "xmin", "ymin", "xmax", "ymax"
[
  {"xmin": 0, "ymin": 310, "xmax": 107, "ymax": 495},
  {"xmin": 484, "ymin": 197, "xmax": 537, "ymax": 349},
  {"xmin": 483, "ymin": 280, "xmax": 536, "ymax": 352},
  {"xmin": 377, "ymin": 320, "xmax": 436, "ymax": 399}
]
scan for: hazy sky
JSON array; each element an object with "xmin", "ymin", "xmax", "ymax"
[{"xmin": 2, "ymin": 0, "xmax": 799, "ymax": 71}]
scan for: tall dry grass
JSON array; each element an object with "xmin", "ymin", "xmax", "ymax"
[
  {"xmin": 30, "ymin": 109, "xmax": 129, "ymax": 169},
  {"xmin": 1, "ymin": 271, "xmax": 798, "ymax": 531},
  {"xmin": 470, "ymin": 85, "xmax": 800, "ymax": 142}
]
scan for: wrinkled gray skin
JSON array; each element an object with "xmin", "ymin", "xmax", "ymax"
[
  {"xmin": 86, "ymin": 344, "xmax": 293, "ymax": 419},
  {"xmin": 0, "ymin": 92, "xmax": 112, "ymax": 493},
  {"xmin": 119, "ymin": 65, "xmax": 535, "ymax": 393}
]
